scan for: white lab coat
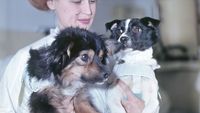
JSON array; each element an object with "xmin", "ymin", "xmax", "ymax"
[{"xmin": 0, "ymin": 28, "xmax": 59, "ymax": 113}]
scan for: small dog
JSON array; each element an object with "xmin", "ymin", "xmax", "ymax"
[
  {"xmin": 27, "ymin": 27, "xmax": 111, "ymax": 113},
  {"xmin": 105, "ymin": 17, "xmax": 160, "ymax": 113}
]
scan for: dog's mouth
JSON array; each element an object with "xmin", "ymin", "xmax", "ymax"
[
  {"xmin": 80, "ymin": 74, "xmax": 110, "ymax": 86},
  {"xmin": 118, "ymin": 36, "xmax": 133, "ymax": 50},
  {"xmin": 121, "ymin": 41, "xmax": 132, "ymax": 50},
  {"xmin": 121, "ymin": 43, "xmax": 128, "ymax": 48},
  {"xmin": 95, "ymin": 77, "xmax": 109, "ymax": 85}
]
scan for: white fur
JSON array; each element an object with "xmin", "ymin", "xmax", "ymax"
[
  {"xmin": 118, "ymin": 19, "xmax": 131, "ymax": 42},
  {"xmin": 62, "ymin": 81, "xmax": 85, "ymax": 96}
]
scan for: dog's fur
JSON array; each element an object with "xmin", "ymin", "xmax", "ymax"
[
  {"xmin": 105, "ymin": 17, "xmax": 160, "ymax": 51},
  {"xmin": 104, "ymin": 17, "xmax": 160, "ymax": 113},
  {"xmin": 27, "ymin": 27, "xmax": 110, "ymax": 113}
]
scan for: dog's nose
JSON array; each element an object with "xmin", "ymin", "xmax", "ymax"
[
  {"xmin": 104, "ymin": 73, "xmax": 109, "ymax": 79},
  {"xmin": 120, "ymin": 36, "xmax": 128, "ymax": 43}
]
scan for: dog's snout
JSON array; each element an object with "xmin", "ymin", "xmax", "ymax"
[
  {"xmin": 104, "ymin": 73, "xmax": 109, "ymax": 79},
  {"xmin": 120, "ymin": 36, "xmax": 128, "ymax": 43},
  {"xmin": 101, "ymin": 65, "xmax": 111, "ymax": 80}
]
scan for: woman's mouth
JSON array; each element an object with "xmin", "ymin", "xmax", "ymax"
[{"xmin": 78, "ymin": 19, "xmax": 91, "ymax": 25}]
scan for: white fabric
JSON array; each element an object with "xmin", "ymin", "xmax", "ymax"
[
  {"xmin": 0, "ymin": 28, "xmax": 59, "ymax": 113},
  {"xmin": 106, "ymin": 48, "xmax": 160, "ymax": 113},
  {"xmin": 113, "ymin": 47, "xmax": 160, "ymax": 78},
  {"xmin": 0, "ymin": 56, "xmax": 12, "ymax": 80}
]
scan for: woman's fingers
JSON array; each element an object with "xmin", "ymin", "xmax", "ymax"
[
  {"xmin": 118, "ymin": 80, "xmax": 134, "ymax": 97},
  {"xmin": 121, "ymin": 98, "xmax": 144, "ymax": 113},
  {"xmin": 118, "ymin": 79, "xmax": 145, "ymax": 113}
]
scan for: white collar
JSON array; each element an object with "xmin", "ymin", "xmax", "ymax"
[
  {"xmin": 50, "ymin": 27, "xmax": 60, "ymax": 37},
  {"xmin": 115, "ymin": 47, "xmax": 153, "ymax": 62}
]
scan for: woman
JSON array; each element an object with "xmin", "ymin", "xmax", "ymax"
[{"xmin": 0, "ymin": 0, "xmax": 144, "ymax": 113}]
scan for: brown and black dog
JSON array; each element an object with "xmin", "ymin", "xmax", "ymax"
[{"xmin": 27, "ymin": 27, "xmax": 111, "ymax": 113}]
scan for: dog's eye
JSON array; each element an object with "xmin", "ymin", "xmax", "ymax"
[
  {"xmin": 116, "ymin": 28, "xmax": 124, "ymax": 34},
  {"xmin": 81, "ymin": 54, "xmax": 89, "ymax": 62},
  {"xmin": 99, "ymin": 57, "xmax": 106, "ymax": 64},
  {"xmin": 99, "ymin": 57, "xmax": 103, "ymax": 61},
  {"xmin": 133, "ymin": 26, "xmax": 142, "ymax": 33}
]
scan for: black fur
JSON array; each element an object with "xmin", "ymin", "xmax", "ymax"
[
  {"xmin": 29, "ymin": 92, "xmax": 56, "ymax": 113},
  {"xmin": 27, "ymin": 27, "xmax": 108, "ymax": 113},
  {"xmin": 50, "ymin": 28, "xmax": 108, "ymax": 75},
  {"xmin": 28, "ymin": 48, "xmax": 52, "ymax": 80},
  {"xmin": 28, "ymin": 27, "xmax": 107, "ymax": 81}
]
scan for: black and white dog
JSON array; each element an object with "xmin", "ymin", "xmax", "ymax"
[{"xmin": 105, "ymin": 17, "xmax": 161, "ymax": 113}]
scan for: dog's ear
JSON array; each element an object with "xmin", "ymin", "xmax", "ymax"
[
  {"xmin": 28, "ymin": 49, "xmax": 41, "ymax": 79},
  {"xmin": 104, "ymin": 39, "xmax": 122, "ymax": 56},
  {"xmin": 140, "ymin": 17, "xmax": 160, "ymax": 27},
  {"xmin": 105, "ymin": 19, "xmax": 121, "ymax": 31},
  {"xmin": 28, "ymin": 48, "xmax": 52, "ymax": 80},
  {"xmin": 51, "ymin": 42, "xmax": 74, "ymax": 75}
]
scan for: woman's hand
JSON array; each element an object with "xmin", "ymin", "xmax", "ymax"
[{"xmin": 118, "ymin": 80, "xmax": 145, "ymax": 113}]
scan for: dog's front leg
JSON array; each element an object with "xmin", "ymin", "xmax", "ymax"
[{"xmin": 73, "ymin": 89, "xmax": 100, "ymax": 113}]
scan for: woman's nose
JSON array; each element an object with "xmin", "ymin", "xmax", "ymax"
[{"xmin": 81, "ymin": 1, "xmax": 92, "ymax": 15}]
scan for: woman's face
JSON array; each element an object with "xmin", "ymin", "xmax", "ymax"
[{"xmin": 47, "ymin": 0, "xmax": 97, "ymax": 30}]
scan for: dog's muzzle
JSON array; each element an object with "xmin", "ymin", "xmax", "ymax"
[
  {"xmin": 103, "ymin": 72, "xmax": 109, "ymax": 79},
  {"xmin": 119, "ymin": 36, "xmax": 128, "ymax": 44}
]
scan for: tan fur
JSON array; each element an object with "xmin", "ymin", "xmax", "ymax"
[
  {"xmin": 60, "ymin": 49, "xmax": 101, "ymax": 87},
  {"xmin": 37, "ymin": 86, "xmax": 72, "ymax": 113},
  {"xmin": 74, "ymin": 88, "xmax": 99, "ymax": 113}
]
